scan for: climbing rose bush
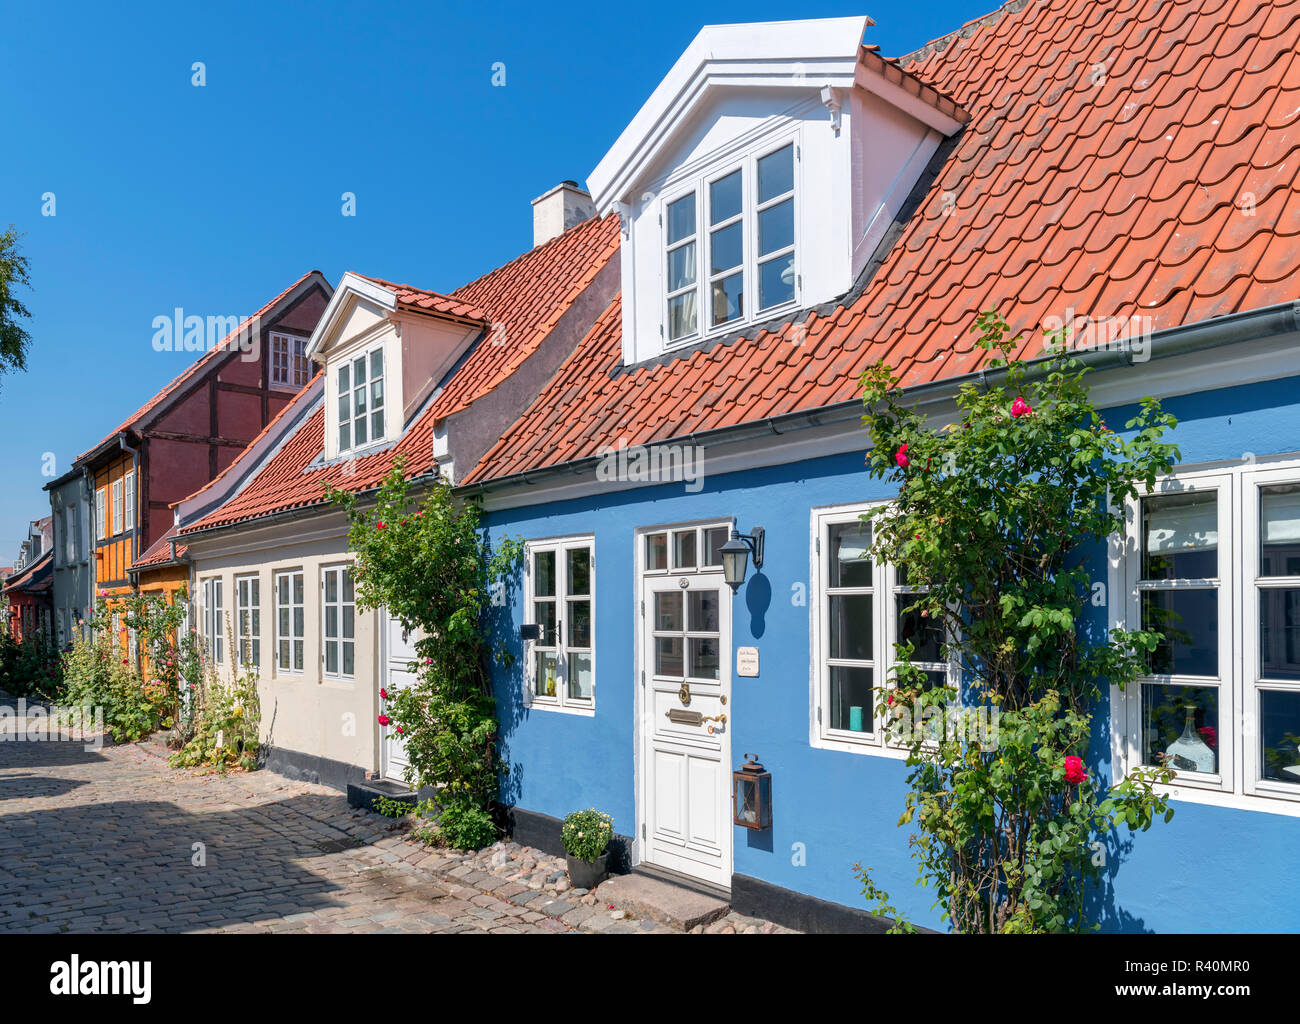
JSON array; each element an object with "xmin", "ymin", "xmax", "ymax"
[{"xmin": 856, "ymin": 310, "xmax": 1180, "ymax": 933}]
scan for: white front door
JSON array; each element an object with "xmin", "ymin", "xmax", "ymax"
[
  {"xmin": 639, "ymin": 571, "xmax": 732, "ymax": 888},
  {"xmin": 381, "ymin": 612, "xmax": 418, "ymax": 784}
]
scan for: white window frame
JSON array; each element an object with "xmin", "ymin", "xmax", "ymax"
[
  {"xmin": 810, "ymin": 502, "xmax": 956, "ymax": 758},
  {"xmin": 95, "ymin": 487, "xmax": 106, "ymax": 542},
  {"xmin": 659, "ymin": 133, "xmax": 800, "ymax": 350},
  {"xmin": 1112, "ymin": 458, "xmax": 1300, "ymax": 816},
  {"xmin": 111, "ymin": 478, "xmax": 123, "ymax": 537},
  {"xmin": 523, "ymin": 536, "xmax": 596, "ymax": 714},
  {"xmin": 123, "ymin": 470, "xmax": 134, "ymax": 536},
  {"xmin": 275, "ymin": 569, "xmax": 305, "ymax": 675},
  {"xmin": 202, "ymin": 576, "xmax": 224, "ymax": 666},
  {"xmin": 235, "ymin": 574, "xmax": 261, "ymax": 669},
  {"xmin": 320, "ymin": 564, "xmax": 355, "ymax": 680},
  {"xmin": 335, "ymin": 343, "xmax": 386, "ymax": 455},
  {"xmin": 269, "ymin": 331, "xmax": 310, "ymax": 389}
]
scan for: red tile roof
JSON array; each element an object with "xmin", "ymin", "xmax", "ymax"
[
  {"xmin": 130, "ymin": 524, "xmax": 185, "ymax": 571},
  {"xmin": 179, "ymin": 215, "xmax": 620, "ymax": 534},
  {"xmin": 352, "ymin": 275, "xmax": 492, "ymax": 325},
  {"xmin": 75, "ymin": 270, "xmax": 326, "ymax": 464},
  {"xmin": 462, "ymin": 0, "xmax": 1300, "ymax": 484}
]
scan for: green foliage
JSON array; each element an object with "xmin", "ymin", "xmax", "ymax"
[
  {"xmin": 0, "ymin": 225, "xmax": 33, "ymax": 386},
  {"xmin": 326, "ymin": 455, "xmax": 522, "ymax": 845},
  {"xmin": 372, "ymin": 795, "xmax": 413, "ymax": 819},
  {"xmin": 59, "ymin": 605, "xmax": 170, "ymax": 743},
  {"xmin": 855, "ymin": 310, "xmax": 1180, "ymax": 933},
  {"xmin": 168, "ymin": 647, "xmax": 260, "ymax": 774},
  {"xmin": 561, "ymin": 808, "xmax": 614, "ymax": 861},
  {"xmin": 430, "ymin": 798, "xmax": 499, "ymax": 850},
  {"xmin": 0, "ymin": 630, "xmax": 61, "ymax": 699}
]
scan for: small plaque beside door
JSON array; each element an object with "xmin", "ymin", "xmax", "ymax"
[{"xmin": 736, "ymin": 646, "xmax": 759, "ymax": 677}]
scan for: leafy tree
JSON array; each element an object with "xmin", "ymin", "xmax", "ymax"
[
  {"xmin": 0, "ymin": 226, "xmax": 33, "ymax": 387},
  {"xmin": 856, "ymin": 311, "xmax": 1180, "ymax": 932}
]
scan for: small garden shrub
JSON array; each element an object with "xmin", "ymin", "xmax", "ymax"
[{"xmin": 561, "ymin": 808, "xmax": 613, "ymax": 861}]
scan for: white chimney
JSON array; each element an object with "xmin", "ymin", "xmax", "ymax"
[{"xmin": 531, "ymin": 180, "xmax": 596, "ymax": 247}]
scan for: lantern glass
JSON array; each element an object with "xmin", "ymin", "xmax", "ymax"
[
  {"xmin": 720, "ymin": 533, "xmax": 750, "ymax": 592},
  {"xmin": 732, "ymin": 762, "xmax": 772, "ymax": 830}
]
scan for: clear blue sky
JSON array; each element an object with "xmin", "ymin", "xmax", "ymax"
[{"xmin": 0, "ymin": 0, "xmax": 995, "ymax": 554}]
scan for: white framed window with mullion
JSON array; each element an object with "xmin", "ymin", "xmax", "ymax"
[
  {"xmin": 321, "ymin": 564, "xmax": 355, "ymax": 680},
  {"xmin": 524, "ymin": 537, "xmax": 594, "ymax": 711},
  {"xmin": 275, "ymin": 569, "xmax": 305, "ymax": 675},
  {"xmin": 235, "ymin": 574, "xmax": 261, "ymax": 669},
  {"xmin": 1243, "ymin": 467, "xmax": 1300, "ymax": 800},
  {"xmin": 336, "ymin": 345, "xmax": 386, "ymax": 455},
  {"xmin": 1119, "ymin": 473, "xmax": 1233, "ymax": 794},
  {"xmin": 202, "ymin": 576, "xmax": 224, "ymax": 666}
]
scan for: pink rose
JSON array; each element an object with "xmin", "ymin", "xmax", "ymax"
[
  {"xmin": 895, "ymin": 443, "xmax": 909, "ymax": 468},
  {"xmin": 1064, "ymin": 755, "xmax": 1087, "ymax": 785},
  {"xmin": 1011, "ymin": 396, "xmax": 1033, "ymax": 418},
  {"xmin": 377, "ymin": 714, "xmax": 390, "ymax": 727},
  {"xmin": 379, "ymin": 688, "xmax": 388, "ymax": 700}
]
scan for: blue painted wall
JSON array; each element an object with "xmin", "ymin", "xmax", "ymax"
[{"xmin": 484, "ymin": 373, "xmax": 1300, "ymax": 932}]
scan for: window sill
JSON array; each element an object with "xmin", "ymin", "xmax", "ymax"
[
  {"xmin": 812, "ymin": 731, "xmax": 910, "ymax": 760},
  {"xmin": 525, "ymin": 697, "xmax": 595, "ymax": 718},
  {"xmin": 1151, "ymin": 780, "xmax": 1300, "ymax": 818}
]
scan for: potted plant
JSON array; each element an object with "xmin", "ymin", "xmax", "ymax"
[{"xmin": 562, "ymin": 808, "xmax": 614, "ymax": 889}]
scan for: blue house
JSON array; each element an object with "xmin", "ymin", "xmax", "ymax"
[{"xmin": 455, "ymin": 7, "xmax": 1300, "ymax": 932}]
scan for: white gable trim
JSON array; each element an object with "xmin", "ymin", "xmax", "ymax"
[
  {"xmin": 587, "ymin": 17, "xmax": 871, "ymax": 213},
  {"xmin": 305, "ymin": 273, "xmax": 399, "ymax": 362}
]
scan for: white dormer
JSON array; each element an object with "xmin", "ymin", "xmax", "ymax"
[
  {"xmin": 586, "ymin": 16, "xmax": 968, "ymax": 366},
  {"xmin": 306, "ymin": 273, "xmax": 489, "ymax": 462}
]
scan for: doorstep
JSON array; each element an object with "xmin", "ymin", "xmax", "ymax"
[
  {"xmin": 595, "ymin": 870, "xmax": 730, "ymax": 931},
  {"xmin": 346, "ymin": 778, "xmax": 419, "ymax": 813}
]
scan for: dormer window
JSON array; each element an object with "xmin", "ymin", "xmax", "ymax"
[
  {"xmin": 337, "ymin": 346, "xmax": 385, "ymax": 453},
  {"xmin": 661, "ymin": 140, "xmax": 798, "ymax": 348}
]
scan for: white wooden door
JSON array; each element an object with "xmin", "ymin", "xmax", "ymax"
[
  {"xmin": 381, "ymin": 613, "xmax": 418, "ymax": 784},
  {"xmin": 640, "ymin": 572, "xmax": 732, "ymax": 887}
]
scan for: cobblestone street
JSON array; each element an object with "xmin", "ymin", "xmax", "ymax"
[{"xmin": 0, "ymin": 732, "xmax": 790, "ymax": 935}]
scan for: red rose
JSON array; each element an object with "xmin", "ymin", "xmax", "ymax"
[
  {"xmin": 895, "ymin": 443, "xmax": 910, "ymax": 468},
  {"xmin": 377, "ymin": 714, "xmax": 390, "ymax": 727},
  {"xmin": 1198, "ymin": 726, "xmax": 1217, "ymax": 750},
  {"xmin": 379, "ymin": 688, "xmax": 388, "ymax": 700},
  {"xmin": 376, "ymin": 521, "xmax": 386, "ymax": 530},
  {"xmin": 396, "ymin": 726, "xmax": 404, "ymax": 735},
  {"xmin": 1011, "ymin": 396, "xmax": 1033, "ymax": 418},
  {"xmin": 1064, "ymin": 755, "xmax": 1087, "ymax": 785}
]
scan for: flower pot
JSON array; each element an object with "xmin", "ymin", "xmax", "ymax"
[{"xmin": 565, "ymin": 851, "xmax": 609, "ymax": 889}]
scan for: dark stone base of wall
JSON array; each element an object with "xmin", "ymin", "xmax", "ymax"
[
  {"xmin": 731, "ymin": 873, "xmax": 924, "ymax": 934},
  {"xmin": 262, "ymin": 746, "xmax": 370, "ymax": 794},
  {"xmin": 503, "ymin": 805, "xmax": 633, "ymax": 874}
]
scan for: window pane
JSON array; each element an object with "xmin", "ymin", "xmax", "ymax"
[
  {"xmin": 829, "ymin": 666, "xmax": 873, "ymax": 733},
  {"xmin": 829, "ymin": 522, "xmax": 872, "ymax": 587},
  {"xmin": 830, "ymin": 594, "xmax": 873, "ymax": 661},
  {"xmin": 666, "ymin": 195, "xmax": 696, "ymax": 245},
  {"xmin": 343, "ymin": 572, "xmax": 353, "ymax": 602},
  {"xmin": 758, "ymin": 198, "xmax": 794, "ymax": 256},
  {"xmin": 372, "ymin": 410, "xmax": 384, "ymax": 439},
  {"xmin": 710, "ymin": 221, "xmax": 743, "ymax": 275},
  {"xmin": 339, "ymin": 422, "xmax": 351, "ymax": 452},
  {"xmin": 1142, "ymin": 589, "xmax": 1218, "ymax": 676},
  {"xmin": 325, "ymin": 605, "xmax": 337, "ymax": 639},
  {"xmin": 1260, "ymin": 689, "xmax": 1300, "ymax": 783},
  {"xmin": 567, "ymin": 547, "xmax": 590, "ymax": 596},
  {"xmin": 337, "ymin": 364, "xmax": 350, "ymax": 393},
  {"xmin": 1143, "ymin": 492, "xmax": 1217, "ymax": 579},
  {"xmin": 535, "ymin": 650, "xmax": 558, "ymax": 696},
  {"xmin": 710, "ymin": 272, "xmax": 743, "ymax": 326},
  {"xmin": 703, "ymin": 526, "xmax": 728, "ymax": 567},
  {"xmin": 534, "ymin": 601, "xmax": 557, "ymax": 646},
  {"xmin": 342, "ymin": 604, "xmax": 354, "ymax": 641},
  {"xmin": 655, "ymin": 637, "xmax": 683, "ymax": 677},
  {"xmin": 325, "ymin": 639, "xmax": 338, "ymax": 675},
  {"xmin": 668, "ymin": 242, "xmax": 696, "ymax": 291},
  {"xmin": 673, "ymin": 530, "xmax": 696, "ymax": 569},
  {"xmin": 1260, "ymin": 485, "xmax": 1300, "ymax": 577},
  {"xmin": 353, "ymin": 354, "xmax": 367, "ymax": 385},
  {"xmin": 325, "ymin": 571, "xmax": 338, "ymax": 604},
  {"xmin": 759, "ymin": 254, "xmax": 795, "ymax": 310},
  {"xmin": 294, "ymin": 574, "xmax": 304, "ymax": 604},
  {"xmin": 897, "ymin": 596, "xmax": 942, "ymax": 662},
  {"xmin": 569, "ymin": 654, "xmax": 593, "ymax": 700},
  {"xmin": 1259, "ymin": 587, "xmax": 1300, "ymax": 680},
  {"xmin": 758, "ymin": 144, "xmax": 794, "ymax": 203},
  {"xmin": 534, "ymin": 550, "xmax": 556, "ymax": 597},
  {"xmin": 370, "ymin": 349, "xmax": 383, "ymax": 381},
  {"xmin": 687, "ymin": 590, "xmax": 719, "ymax": 633},
  {"xmin": 1141, "ymin": 683, "xmax": 1218, "ymax": 774},
  {"xmin": 568, "ymin": 600, "xmax": 591, "ymax": 648},
  {"xmin": 293, "ymin": 605, "xmax": 304, "ymax": 639},
  {"xmin": 655, "ymin": 592, "xmax": 683, "ymax": 632},
  {"xmin": 667, "ymin": 292, "xmax": 697, "ymax": 341},
  {"xmin": 293, "ymin": 639, "xmax": 303, "ymax": 671},
  {"xmin": 710, "ymin": 170, "xmax": 742, "ymax": 224},
  {"xmin": 279, "ymin": 639, "xmax": 289, "ymax": 667},
  {"xmin": 646, "ymin": 533, "xmax": 668, "ymax": 571},
  {"xmin": 688, "ymin": 637, "xmax": 719, "ymax": 679},
  {"xmin": 342, "ymin": 640, "xmax": 354, "ymax": 677}
]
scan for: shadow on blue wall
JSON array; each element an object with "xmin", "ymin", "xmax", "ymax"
[{"xmin": 745, "ymin": 571, "xmax": 771, "ymax": 638}]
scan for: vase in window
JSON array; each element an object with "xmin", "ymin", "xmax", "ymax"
[{"xmin": 1165, "ymin": 705, "xmax": 1215, "ymax": 773}]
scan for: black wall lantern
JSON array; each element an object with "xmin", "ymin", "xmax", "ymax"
[
  {"xmin": 720, "ymin": 526, "xmax": 764, "ymax": 593},
  {"xmin": 732, "ymin": 753, "xmax": 772, "ymax": 830}
]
